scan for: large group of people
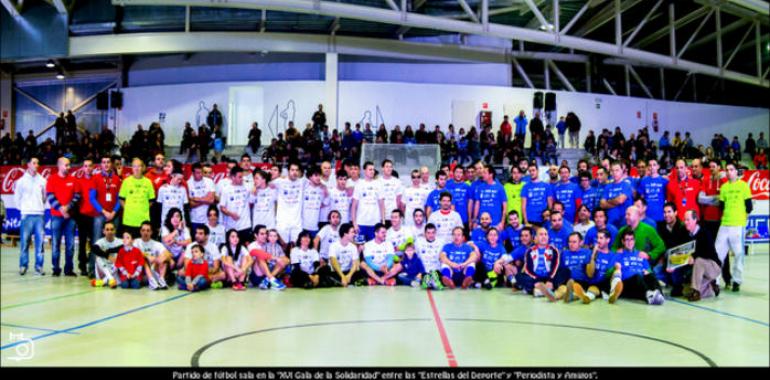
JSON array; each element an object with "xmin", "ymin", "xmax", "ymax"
[{"xmin": 12, "ymin": 134, "xmax": 755, "ymax": 303}]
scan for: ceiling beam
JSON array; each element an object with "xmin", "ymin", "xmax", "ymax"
[
  {"xmin": 1, "ymin": 0, "xmax": 20, "ymax": 17},
  {"xmin": 634, "ymin": 6, "xmax": 711, "ymax": 48},
  {"xmin": 109, "ymin": 0, "xmax": 769, "ymax": 87},
  {"xmin": 457, "ymin": 0, "xmax": 480, "ymax": 24},
  {"xmin": 622, "ymin": 0, "xmax": 663, "ymax": 48},
  {"xmin": 688, "ymin": 18, "xmax": 752, "ymax": 51},
  {"xmin": 51, "ymin": 0, "xmax": 67, "ymax": 14},
  {"xmin": 573, "ymin": 0, "xmax": 641, "ymax": 37},
  {"xmin": 676, "ymin": 7, "xmax": 715, "ymax": 59}
]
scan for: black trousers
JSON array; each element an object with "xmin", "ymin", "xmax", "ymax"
[
  {"xmin": 621, "ymin": 273, "xmax": 661, "ymax": 301},
  {"xmin": 75, "ymin": 213, "xmax": 94, "ymax": 273}
]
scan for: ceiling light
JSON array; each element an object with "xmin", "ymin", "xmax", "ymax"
[
  {"xmin": 56, "ymin": 73, "xmax": 65, "ymax": 80},
  {"xmin": 46, "ymin": 60, "xmax": 56, "ymax": 68}
]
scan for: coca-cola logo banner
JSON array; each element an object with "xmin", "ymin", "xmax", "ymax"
[{"xmin": 0, "ymin": 163, "xmax": 272, "ymax": 195}]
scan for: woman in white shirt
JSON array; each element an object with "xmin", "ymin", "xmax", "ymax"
[
  {"xmin": 161, "ymin": 208, "xmax": 192, "ymax": 260},
  {"xmin": 221, "ymin": 229, "xmax": 252, "ymax": 291}
]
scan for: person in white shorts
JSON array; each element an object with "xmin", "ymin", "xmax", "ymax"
[
  {"xmin": 219, "ymin": 166, "xmax": 252, "ymax": 244},
  {"xmin": 715, "ymin": 163, "xmax": 754, "ymax": 292},
  {"xmin": 351, "ymin": 161, "xmax": 385, "ymax": 243},
  {"xmin": 271, "ymin": 162, "xmax": 305, "ymax": 245}
]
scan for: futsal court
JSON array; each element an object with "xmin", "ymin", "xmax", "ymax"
[{"xmin": 1, "ymin": 247, "xmax": 767, "ymax": 367}]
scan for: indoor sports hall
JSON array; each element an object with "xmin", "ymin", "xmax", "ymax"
[{"xmin": 1, "ymin": 0, "xmax": 768, "ymax": 369}]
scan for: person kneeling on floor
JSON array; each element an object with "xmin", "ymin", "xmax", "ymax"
[
  {"xmin": 327, "ymin": 223, "xmax": 365, "ymax": 287},
  {"xmin": 515, "ymin": 227, "xmax": 570, "ymax": 301},
  {"xmin": 439, "ymin": 227, "xmax": 480, "ymax": 289},
  {"xmin": 91, "ymin": 222, "xmax": 122, "ymax": 288}
]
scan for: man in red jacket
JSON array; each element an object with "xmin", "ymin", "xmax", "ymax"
[
  {"xmin": 47, "ymin": 157, "xmax": 81, "ymax": 277},
  {"xmin": 666, "ymin": 159, "xmax": 702, "ymax": 221}
]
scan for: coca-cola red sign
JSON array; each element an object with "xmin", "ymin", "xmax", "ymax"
[
  {"xmin": 1, "ymin": 162, "xmax": 272, "ymax": 195},
  {"xmin": 746, "ymin": 170, "xmax": 769, "ymax": 200}
]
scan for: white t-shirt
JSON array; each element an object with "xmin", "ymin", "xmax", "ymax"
[
  {"xmin": 315, "ymin": 224, "xmax": 340, "ymax": 259},
  {"xmin": 346, "ymin": 178, "xmax": 359, "ymax": 190},
  {"xmin": 403, "ymin": 186, "xmax": 430, "ymax": 226},
  {"xmin": 160, "ymin": 226, "xmax": 191, "ymax": 258},
  {"xmin": 215, "ymin": 177, "xmax": 232, "ymax": 199},
  {"xmin": 273, "ymin": 177, "xmax": 305, "ymax": 228},
  {"xmin": 353, "ymin": 179, "xmax": 384, "ymax": 227},
  {"xmin": 415, "ymin": 237, "xmax": 444, "ymax": 272},
  {"xmin": 420, "ymin": 180, "xmax": 435, "ymax": 192},
  {"xmin": 242, "ymin": 171, "xmax": 256, "ymax": 193},
  {"xmin": 184, "ymin": 241, "xmax": 221, "ymax": 267},
  {"xmin": 251, "ymin": 187, "xmax": 277, "ymax": 229},
  {"xmin": 412, "ymin": 223, "xmax": 426, "ymax": 240},
  {"xmin": 133, "ymin": 238, "xmax": 166, "ymax": 257},
  {"xmin": 320, "ymin": 173, "xmax": 336, "ymax": 189},
  {"xmin": 290, "ymin": 247, "xmax": 320, "ymax": 274},
  {"xmin": 386, "ymin": 225, "xmax": 414, "ymax": 252},
  {"xmin": 573, "ymin": 221, "xmax": 595, "ymax": 240},
  {"xmin": 378, "ymin": 176, "xmax": 403, "ymax": 216},
  {"xmin": 207, "ymin": 223, "xmax": 226, "ymax": 248},
  {"xmin": 427, "ymin": 209, "xmax": 464, "ymax": 243},
  {"xmin": 363, "ymin": 240, "xmax": 394, "ymax": 269},
  {"xmin": 157, "ymin": 184, "xmax": 189, "ymax": 224},
  {"xmin": 328, "ymin": 241, "xmax": 358, "ymax": 272},
  {"xmin": 302, "ymin": 183, "xmax": 327, "ymax": 231},
  {"xmin": 324, "ymin": 187, "xmax": 352, "ymax": 224},
  {"xmin": 95, "ymin": 237, "xmax": 123, "ymax": 254},
  {"xmin": 219, "ymin": 183, "xmax": 251, "ymax": 231},
  {"xmin": 187, "ymin": 177, "xmax": 216, "ymax": 225}
]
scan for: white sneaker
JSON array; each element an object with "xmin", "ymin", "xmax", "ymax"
[{"xmin": 148, "ymin": 276, "xmax": 159, "ymax": 290}]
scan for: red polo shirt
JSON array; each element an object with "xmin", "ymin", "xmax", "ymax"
[
  {"xmin": 77, "ymin": 176, "xmax": 99, "ymax": 217},
  {"xmin": 666, "ymin": 176, "xmax": 702, "ymax": 220},
  {"xmin": 93, "ymin": 171, "xmax": 122, "ymax": 213},
  {"xmin": 46, "ymin": 172, "xmax": 80, "ymax": 218}
]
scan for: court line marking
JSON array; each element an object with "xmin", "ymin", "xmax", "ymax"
[
  {"xmin": 1, "ymin": 289, "xmax": 96, "ymax": 311},
  {"xmin": 0, "ymin": 292, "xmax": 193, "ymax": 351},
  {"xmin": 190, "ymin": 317, "xmax": 716, "ymax": 367},
  {"xmin": 0, "ymin": 323, "xmax": 80, "ymax": 335},
  {"xmin": 666, "ymin": 297, "xmax": 769, "ymax": 328},
  {"xmin": 444, "ymin": 318, "xmax": 717, "ymax": 367},
  {"xmin": 426, "ymin": 290, "xmax": 458, "ymax": 367},
  {"xmin": 190, "ymin": 318, "xmax": 433, "ymax": 367}
]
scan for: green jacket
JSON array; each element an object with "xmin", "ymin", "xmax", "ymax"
[{"xmin": 612, "ymin": 223, "xmax": 666, "ymax": 262}]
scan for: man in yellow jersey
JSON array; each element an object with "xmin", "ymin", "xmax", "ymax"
[
  {"xmin": 504, "ymin": 166, "xmax": 525, "ymax": 221},
  {"xmin": 119, "ymin": 158, "xmax": 156, "ymax": 238},
  {"xmin": 715, "ymin": 163, "xmax": 753, "ymax": 292}
]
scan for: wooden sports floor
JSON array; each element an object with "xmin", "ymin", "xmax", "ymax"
[{"xmin": 1, "ymin": 247, "xmax": 767, "ymax": 367}]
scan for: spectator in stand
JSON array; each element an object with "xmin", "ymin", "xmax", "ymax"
[
  {"xmin": 755, "ymin": 149, "xmax": 768, "ymax": 169},
  {"xmin": 312, "ymin": 104, "xmax": 326, "ymax": 134},
  {"xmin": 756, "ymin": 132, "xmax": 767, "ymax": 152},
  {"xmin": 565, "ymin": 112, "xmax": 581, "ymax": 149},
  {"xmin": 731, "ymin": 136, "xmax": 741, "ymax": 160},
  {"xmin": 499, "ymin": 115, "xmax": 513, "ymax": 143},
  {"xmin": 745, "ymin": 133, "xmax": 756, "ymax": 159},
  {"xmin": 529, "ymin": 112, "xmax": 544, "ymax": 146},
  {"xmin": 514, "ymin": 111, "xmax": 527, "ymax": 143},
  {"xmin": 584, "ymin": 130, "xmax": 596, "ymax": 157},
  {"xmin": 555, "ymin": 116, "xmax": 567, "ymax": 148},
  {"xmin": 181, "ymin": 122, "xmax": 193, "ymax": 155}
]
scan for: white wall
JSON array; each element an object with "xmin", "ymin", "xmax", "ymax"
[{"xmin": 116, "ymin": 80, "xmax": 769, "ymax": 147}]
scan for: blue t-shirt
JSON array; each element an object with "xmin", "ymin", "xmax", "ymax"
[
  {"xmin": 446, "ymin": 180, "xmax": 471, "ymax": 223},
  {"xmin": 500, "ymin": 225, "xmax": 522, "ymax": 251},
  {"xmin": 424, "ymin": 188, "xmax": 446, "ymax": 213},
  {"xmin": 547, "ymin": 224, "xmax": 573, "ymax": 253},
  {"xmin": 580, "ymin": 186, "xmax": 601, "ymax": 213},
  {"xmin": 601, "ymin": 181, "xmax": 634, "ymax": 228},
  {"xmin": 562, "ymin": 248, "xmax": 592, "ymax": 282},
  {"xmin": 553, "ymin": 181, "xmax": 581, "ymax": 223},
  {"xmin": 477, "ymin": 241, "xmax": 508, "ymax": 271},
  {"xmin": 592, "ymin": 251, "xmax": 617, "ymax": 284},
  {"xmin": 474, "ymin": 181, "xmax": 507, "ymax": 226},
  {"xmin": 614, "ymin": 249, "xmax": 651, "ymax": 280},
  {"xmin": 521, "ymin": 181, "xmax": 553, "ymax": 224},
  {"xmin": 442, "ymin": 242, "xmax": 474, "ymax": 264},
  {"xmin": 583, "ymin": 225, "xmax": 618, "ymax": 248},
  {"xmin": 637, "ymin": 176, "xmax": 668, "ymax": 222},
  {"xmin": 470, "ymin": 227, "xmax": 490, "ymax": 247}
]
